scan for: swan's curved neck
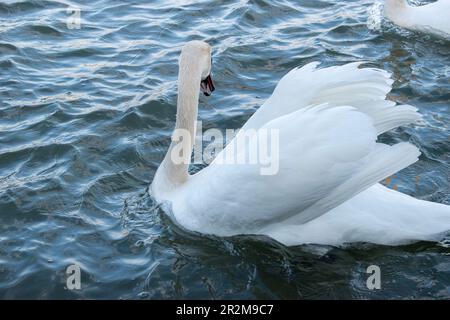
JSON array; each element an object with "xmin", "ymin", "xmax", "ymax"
[
  {"xmin": 157, "ymin": 54, "xmax": 202, "ymax": 188},
  {"xmin": 385, "ymin": 0, "xmax": 409, "ymax": 20}
]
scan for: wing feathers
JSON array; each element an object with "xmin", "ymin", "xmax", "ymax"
[
  {"xmin": 284, "ymin": 142, "xmax": 421, "ymax": 225},
  {"xmin": 243, "ymin": 61, "xmax": 421, "ymax": 135},
  {"xmin": 175, "ymin": 62, "xmax": 425, "ymax": 237}
]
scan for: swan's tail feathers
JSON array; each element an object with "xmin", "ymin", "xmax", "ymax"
[{"xmin": 289, "ymin": 142, "xmax": 421, "ymax": 225}]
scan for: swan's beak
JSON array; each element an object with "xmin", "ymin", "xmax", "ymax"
[{"xmin": 200, "ymin": 74, "xmax": 215, "ymax": 96}]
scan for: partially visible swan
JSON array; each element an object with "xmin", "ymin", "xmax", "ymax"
[
  {"xmin": 384, "ymin": 0, "xmax": 450, "ymax": 38},
  {"xmin": 150, "ymin": 40, "xmax": 450, "ymax": 246}
]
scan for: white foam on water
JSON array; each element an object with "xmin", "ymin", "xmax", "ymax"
[{"xmin": 367, "ymin": 2, "xmax": 384, "ymax": 31}]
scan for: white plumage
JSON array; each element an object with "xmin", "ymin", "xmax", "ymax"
[
  {"xmin": 384, "ymin": 0, "xmax": 450, "ymax": 38},
  {"xmin": 151, "ymin": 42, "xmax": 450, "ymax": 246}
]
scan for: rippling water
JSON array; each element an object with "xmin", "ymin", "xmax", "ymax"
[{"xmin": 0, "ymin": 0, "xmax": 449, "ymax": 299}]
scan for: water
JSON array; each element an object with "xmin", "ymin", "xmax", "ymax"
[{"xmin": 0, "ymin": 0, "xmax": 449, "ymax": 299}]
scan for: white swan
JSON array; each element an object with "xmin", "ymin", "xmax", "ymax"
[
  {"xmin": 384, "ymin": 0, "xmax": 450, "ymax": 38},
  {"xmin": 150, "ymin": 40, "xmax": 450, "ymax": 246}
]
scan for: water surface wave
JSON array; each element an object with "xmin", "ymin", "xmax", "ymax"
[{"xmin": 0, "ymin": 0, "xmax": 449, "ymax": 299}]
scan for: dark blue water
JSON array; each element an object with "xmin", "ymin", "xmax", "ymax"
[{"xmin": 0, "ymin": 0, "xmax": 449, "ymax": 299}]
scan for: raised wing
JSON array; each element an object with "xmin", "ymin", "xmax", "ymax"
[{"xmin": 242, "ymin": 62, "xmax": 420, "ymax": 135}]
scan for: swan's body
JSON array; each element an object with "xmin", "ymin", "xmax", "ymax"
[
  {"xmin": 384, "ymin": 0, "xmax": 450, "ymax": 38},
  {"xmin": 151, "ymin": 41, "xmax": 450, "ymax": 246}
]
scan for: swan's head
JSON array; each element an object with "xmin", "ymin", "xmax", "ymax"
[
  {"xmin": 384, "ymin": 0, "xmax": 407, "ymax": 23},
  {"xmin": 384, "ymin": 0, "xmax": 407, "ymax": 13},
  {"xmin": 181, "ymin": 40, "xmax": 215, "ymax": 96}
]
